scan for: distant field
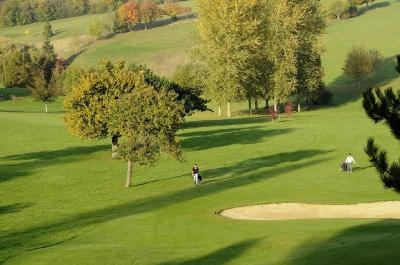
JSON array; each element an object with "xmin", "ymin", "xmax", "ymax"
[
  {"xmin": 0, "ymin": 13, "xmax": 109, "ymax": 43},
  {"xmin": 70, "ymin": 20, "xmax": 196, "ymax": 77},
  {"xmin": 0, "ymin": 1, "xmax": 196, "ymax": 76}
]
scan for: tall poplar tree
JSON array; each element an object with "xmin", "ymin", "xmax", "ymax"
[
  {"xmin": 195, "ymin": 0, "xmax": 318, "ymax": 116},
  {"xmin": 195, "ymin": 0, "xmax": 267, "ymax": 117},
  {"xmin": 291, "ymin": 0, "xmax": 326, "ymax": 112}
]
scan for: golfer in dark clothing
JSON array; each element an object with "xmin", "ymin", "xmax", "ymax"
[{"xmin": 192, "ymin": 164, "xmax": 201, "ymax": 185}]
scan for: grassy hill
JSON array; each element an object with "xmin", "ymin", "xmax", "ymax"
[{"xmin": 1, "ymin": 0, "xmax": 400, "ymax": 264}]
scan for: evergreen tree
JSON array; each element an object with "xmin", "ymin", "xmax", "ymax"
[
  {"xmin": 43, "ymin": 20, "xmax": 53, "ymax": 39},
  {"xmin": 363, "ymin": 86, "xmax": 400, "ymax": 192},
  {"xmin": 28, "ymin": 50, "xmax": 58, "ymax": 112},
  {"xmin": 42, "ymin": 21, "xmax": 56, "ymax": 57}
]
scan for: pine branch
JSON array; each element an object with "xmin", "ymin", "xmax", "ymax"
[{"xmin": 363, "ymin": 87, "xmax": 400, "ymax": 140}]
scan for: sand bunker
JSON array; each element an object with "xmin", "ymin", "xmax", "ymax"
[{"xmin": 220, "ymin": 201, "xmax": 400, "ymax": 220}]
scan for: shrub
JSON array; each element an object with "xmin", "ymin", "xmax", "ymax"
[
  {"xmin": 0, "ymin": 43, "xmax": 34, "ymax": 87},
  {"xmin": 314, "ymin": 88, "xmax": 333, "ymax": 105}
]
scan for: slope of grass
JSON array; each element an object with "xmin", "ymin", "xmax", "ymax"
[
  {"xmin": 1, "ymin": 0, "xmax": 400, "ymax": 264},
  {"xmin": 0, "ymin": 13, "xmax": 109, "ymax": 43},
  {"xmin": 70, "ymin": 20, "xmax": 196, "ymax": 77}
]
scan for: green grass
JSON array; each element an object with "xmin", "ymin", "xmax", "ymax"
[
  {"xmin": 1, "ymin": 0, "xmax": 400, "ymax": 264},
  {"xmin": 0, "ymin": 13, "xmax": 109, "ymax": 43},
  {"xmin": 70, "ymin": 20, "xmax": 196, "ymax": 77}
]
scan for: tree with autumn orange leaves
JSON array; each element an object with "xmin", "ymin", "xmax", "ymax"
[
  {"xmin": 163, "ymin": 0, "xmax": 183, "ymax": 21},
  {"xmin": 117, "ymin": 1, "xmax": 140, "ymax": 31},
  {"xmin": 140, "ymin": 0, "xmax": 161, "ymax": 30}
]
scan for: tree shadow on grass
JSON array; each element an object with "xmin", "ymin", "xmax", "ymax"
[
  {"xmin": 158, "ymin": 238, "xmax": 261, "ymax": 265},
  {"xmin": 286, "ymin": 220, "xmax": 400, "ymax": 265},
  {"xmin": 358, "ymin": 1, "xmax": 391, "ymax": 16},
  {"xmin": 202, "ymin": 149, "xmax": 329, "ymax": 183},
  {"xmin": 0, "ymin": 149, "xmax": 331, "ymax": 263},
  {"xmin": 0, "ymin": 145, "xmax": 108, "ymax": 183},
  {"xmin": 0, "ymin": 203, "xmax": 32, "ymax": 216},
  {"xmin": 329, "ymin": 56, "xmax": 399, "ymax": 106},
  {"xmin": 352, "ymin": 165, "xmax": 374, "ymax": 172},
  {"xmin": 133, "ymin": 13, "xmax": 197, "ymax": 31},
  {"xmin": 181, "ymin": 126, "xmax": 294, "ymax": 151},
  {"xmin": 183, "ymin": 116, "xmax": 267, "ymax": 129}
]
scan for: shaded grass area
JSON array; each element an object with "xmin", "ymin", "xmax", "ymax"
[{"xmin": 287, "ymin": 220, "xmax": 400, "ymax": 265}]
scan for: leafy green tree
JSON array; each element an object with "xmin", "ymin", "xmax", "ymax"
[
  {"xmin": 343, "ymin": 46, "xmax": 383, "ymax": 89},
  {"xmin": 292, "ymin": 0, "xmax": 326, "ymax": 112},
  {"xmin": 0, "ymin": 0, "xmax": 19, "ymax": 26},
  {"xmin": 35, "ymin": 0, "xmax": 56, "ymax": 21},
  {"xmin": 17, "ymin": 1, "xmax": 35, "ymax": 25},
  {"xmin": 195, "ymin": 0, "xmax": 267, "ymax": 117},
  {"xmin": 173, "ymin": 63, "xmax": 204, "ymax": 94},
  {"xmin": 195, "ymin": 0, "xmax": 315, "ymax": 116},
  {"xmin": 87, "ymin": 20, "xmax": 103, "ymax": 40},
  {"xmin": 329, "ymin": 0, "xmax": 349, "ymax": 19},
  {"xmin": 64, "ymin": 61, "xmax": 207, "ymax": 159},
  {"xmin": 69, "ymin": 0, "xmax": 90, "ymax": 16},
  {"xmin": 128, "ymin": 64, "xmax": 209, "ymax": 115},
  {"xmin": 0, "ymin": 43, "xmax": 32, "ymax": 87},
  {"xmin": 108, "ymin": 85, "xmax": 184, "ymax": 187},
  {"xmin": 264, "ymin": 0, "xmax": 308, "ymax": 112}
]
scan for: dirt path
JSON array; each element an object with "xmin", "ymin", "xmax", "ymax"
[{"xmin": 220, "ymin": 201, "xmax": 400, "ymax": 220}]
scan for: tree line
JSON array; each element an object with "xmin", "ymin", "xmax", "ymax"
[
  {"xmin": 184, "ymin": 0, "xmax": 328, "ymax": 117},
  {"xmin": 112, "ymin": 0, "xmax": 191, "ymax": 32},
  {"xmin": 0, "ymin": 0, "xmax": 190, "ymax": 27},
  {"xmin": 328, "ymin": 0, "xmax": 376, "ymax": 20}
]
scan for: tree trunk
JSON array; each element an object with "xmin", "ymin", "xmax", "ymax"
[
  {"xmin": 255, "ymin": 98, "xmax": 259, "ymax": 113},
  {"xmin": 218, "ymin": 103, "xmax": 222, "ymax": 117},
  {"xmin": 248, "ymin": 97, "xmax": 252, "ymax": 116},
  {"xmin": 297, "ymin": 103, "xmax": 301, "ymax": 113},
  {"xmin": 273, "ymin": 99, "xmax": 278, "ymax": 113},
  {"xmin": 265, "ymin": 100, "xmax": 269, "ymax": 109},
  {"xmin": 112, "ymin": 135, "xmax": 119, "ymax": 159},
  {"xmin": 227, "ymin": 101, "xmax": 231, "ymax": 118},
  {"xmin": 45, "ymin": 102, "xmax": 48, "ymax": 113},
  {"xmin": 125, "ymin": 160, "xmax": 133, "ymax": 188},
  {"xmin": 145, "ymin": 24, "xmax": 147, "ymax": 30}
]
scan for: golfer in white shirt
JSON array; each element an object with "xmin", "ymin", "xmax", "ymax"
[{"xmin": 345, "ymin": 153, "xmax": 356, "ymax": 172}]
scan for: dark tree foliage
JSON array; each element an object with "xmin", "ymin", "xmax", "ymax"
[
  {"xmin": 0, "ymin": 0, "xmax": 90, "ymax": 27},
  {"xmin": 27, "ymin": 49, "xmax": 59, "ymax": 112},
  {"xmin": 396, "ymin": 54, "xmax": 400, "ymax": 73},
  {"xmin": 128, "ymin": 64, "xmax": 209, "ymax": 115},
  {"xmin": 363, "ymin": 85, "xmax": 400, "ymax": 192},
  {"xmin": 43, "ymin": 20, "xmax": 53, "ymax": 39}
]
